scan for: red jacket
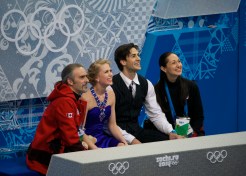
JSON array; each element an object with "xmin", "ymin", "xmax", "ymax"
[{"xmin": 26, "ymin": 82, "xmax": 87, "ymax": 174}]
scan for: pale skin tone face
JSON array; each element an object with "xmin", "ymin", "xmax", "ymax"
[
  {"xmin": 121, "ymin": 47, "xmax": 141, "ymax": 80},
  {"xmin": 95, "ymin": 63, "xmax": 113, "ymax": 89},
  {"xmin": 81, "ymin": 62, "xmax": 128, "ymax": 149},
  {"xmin": 67, "ymin": 67, "xmax": 89, "ymax": 95},
  {"xmin": 161, "ymin": 53, "xmax": 182, "ymax": 82}
]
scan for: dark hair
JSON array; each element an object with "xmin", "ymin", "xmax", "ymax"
[
  {"xmin": 159, "ymin": 52, "xmax": 173, "ymax": 81},
  {"xmin": 159, "ymin": 52, "xmax": 188, "ymax": 104},
  {"xmin": 114, "ymin": 43, "xmax": 139, "ymax": 71},
  {"xmin": 61, "ymin": 63, "xmax": 84, "ymax": 84}
]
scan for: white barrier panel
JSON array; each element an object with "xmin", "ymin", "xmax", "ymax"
[
  {"xmin": 47, "ymin": 132, "xmax": 246, "ymax": 176},
  {"xmin": 154, "ymin": 0, "xmax": 241, "ymax": 19}
]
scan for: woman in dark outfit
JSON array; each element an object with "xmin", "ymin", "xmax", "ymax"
[{"xmin": 154, "ymin": 52, "xmax": 205, "ymax": 137}]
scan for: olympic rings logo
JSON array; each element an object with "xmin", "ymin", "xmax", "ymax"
[
  {"xmin": 206, "ymin": 150, "xmax": 227, "ymax": 163},
  {"xmin": 1, "ymin": 5, "xmax": 84, "ymax": 55},
  {"xmin": 108, "ymin": 161, "xmax": 129, "ymax": 175}
]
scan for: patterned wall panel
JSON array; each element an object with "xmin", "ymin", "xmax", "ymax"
[
  {"xmin": 0, "ymin": 97, "xmax": 48, "ymax": 159},
  {"xmin": 238, "ymin": 0, "xmax": 246, "ymax": 131},
  {"xmin": 141, "ymin": 13, "xmax": 238, "ymax": 81},
  {"xmin": 139, "ymin": 13, "xmax": 239, "ymax": 135},
  {"xmin": 0, "ymin": 0, "xmax": 155, "ymax": 102},
  {"xmin": 0, "ymin": 0, "xmax": 156, "ymax": 159}
]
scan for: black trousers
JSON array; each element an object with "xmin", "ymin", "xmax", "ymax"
[{"xmin": 118, "ymin": 120, "xmax": 169, "ymax": 143}]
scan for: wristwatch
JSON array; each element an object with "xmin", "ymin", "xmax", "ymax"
[{"xmin": 170, "ymin": 129, "xmax": 177, "ymax": 134}]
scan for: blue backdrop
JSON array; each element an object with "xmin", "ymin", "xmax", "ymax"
[{"xmin": 139, "ymin": 0, "xmax": 246, "ymax": 135}]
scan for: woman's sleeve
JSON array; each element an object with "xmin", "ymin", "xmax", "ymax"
[{"xmin": 189, "ymin": 81, "xmax": 205, "ymax": 136}]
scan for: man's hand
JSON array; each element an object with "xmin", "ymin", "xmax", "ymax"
[
  {"xmin": 130, "ymin": 138, "xmax": 141, "ymax": 144},
  {"xmin": 169, "ymin": 132, "xmax": 185, "ymax": 140},
  {"xmin": 82, "ymin": 141, "xmax": 89, "ymax": 150}
]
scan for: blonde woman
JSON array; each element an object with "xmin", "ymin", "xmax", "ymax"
[{"xmin": 81, "ymin": 59, "xmax": 127, "ymax": 149}]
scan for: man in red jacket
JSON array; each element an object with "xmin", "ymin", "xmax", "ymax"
[{"xmin": 26, "ymin": 63, "xmax": 89, "ymax": 175}]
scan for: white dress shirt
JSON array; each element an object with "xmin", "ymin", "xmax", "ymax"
[{"xmin": 117, "ymin": 72, "xmax": 173, "ymax": 143}]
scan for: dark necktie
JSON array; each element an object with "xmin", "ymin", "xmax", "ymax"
[{"xmin": 129, "ymin": 81, "xmax": 134, "ymax": 97}]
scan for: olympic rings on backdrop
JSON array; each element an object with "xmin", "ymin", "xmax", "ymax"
[
  {"xmin": 1, "ymin": 5, "xmax": 85, "ymax": 55},
  {"xmin": 44, "ymin": 21, "xmax": 70, "ymax": 53},
  {"xmin": 1, "ymin": 9, "xmax": 28, "ymax": 42},
  {"xmin": 29, "ymin": 7, "xmax": 57, "ymax": 40},
  {"xmin": 15, "ymin": 23, "xmax": 42, "ymax": 55},
  {"xmin": 108, "ymin": 161, "xmax": 129, "ymax": 175},
  {"xmin": 58, "ymin": 4, "xmax": 85, "ymax": 37},
  {"xmin": 207, "ymin": 150, "xmax": 227, "ymax": 163}
]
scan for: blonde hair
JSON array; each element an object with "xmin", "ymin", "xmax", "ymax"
[{"xmin": 88, "ymin": 58, "xmax": 111, "ymax": 86}]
